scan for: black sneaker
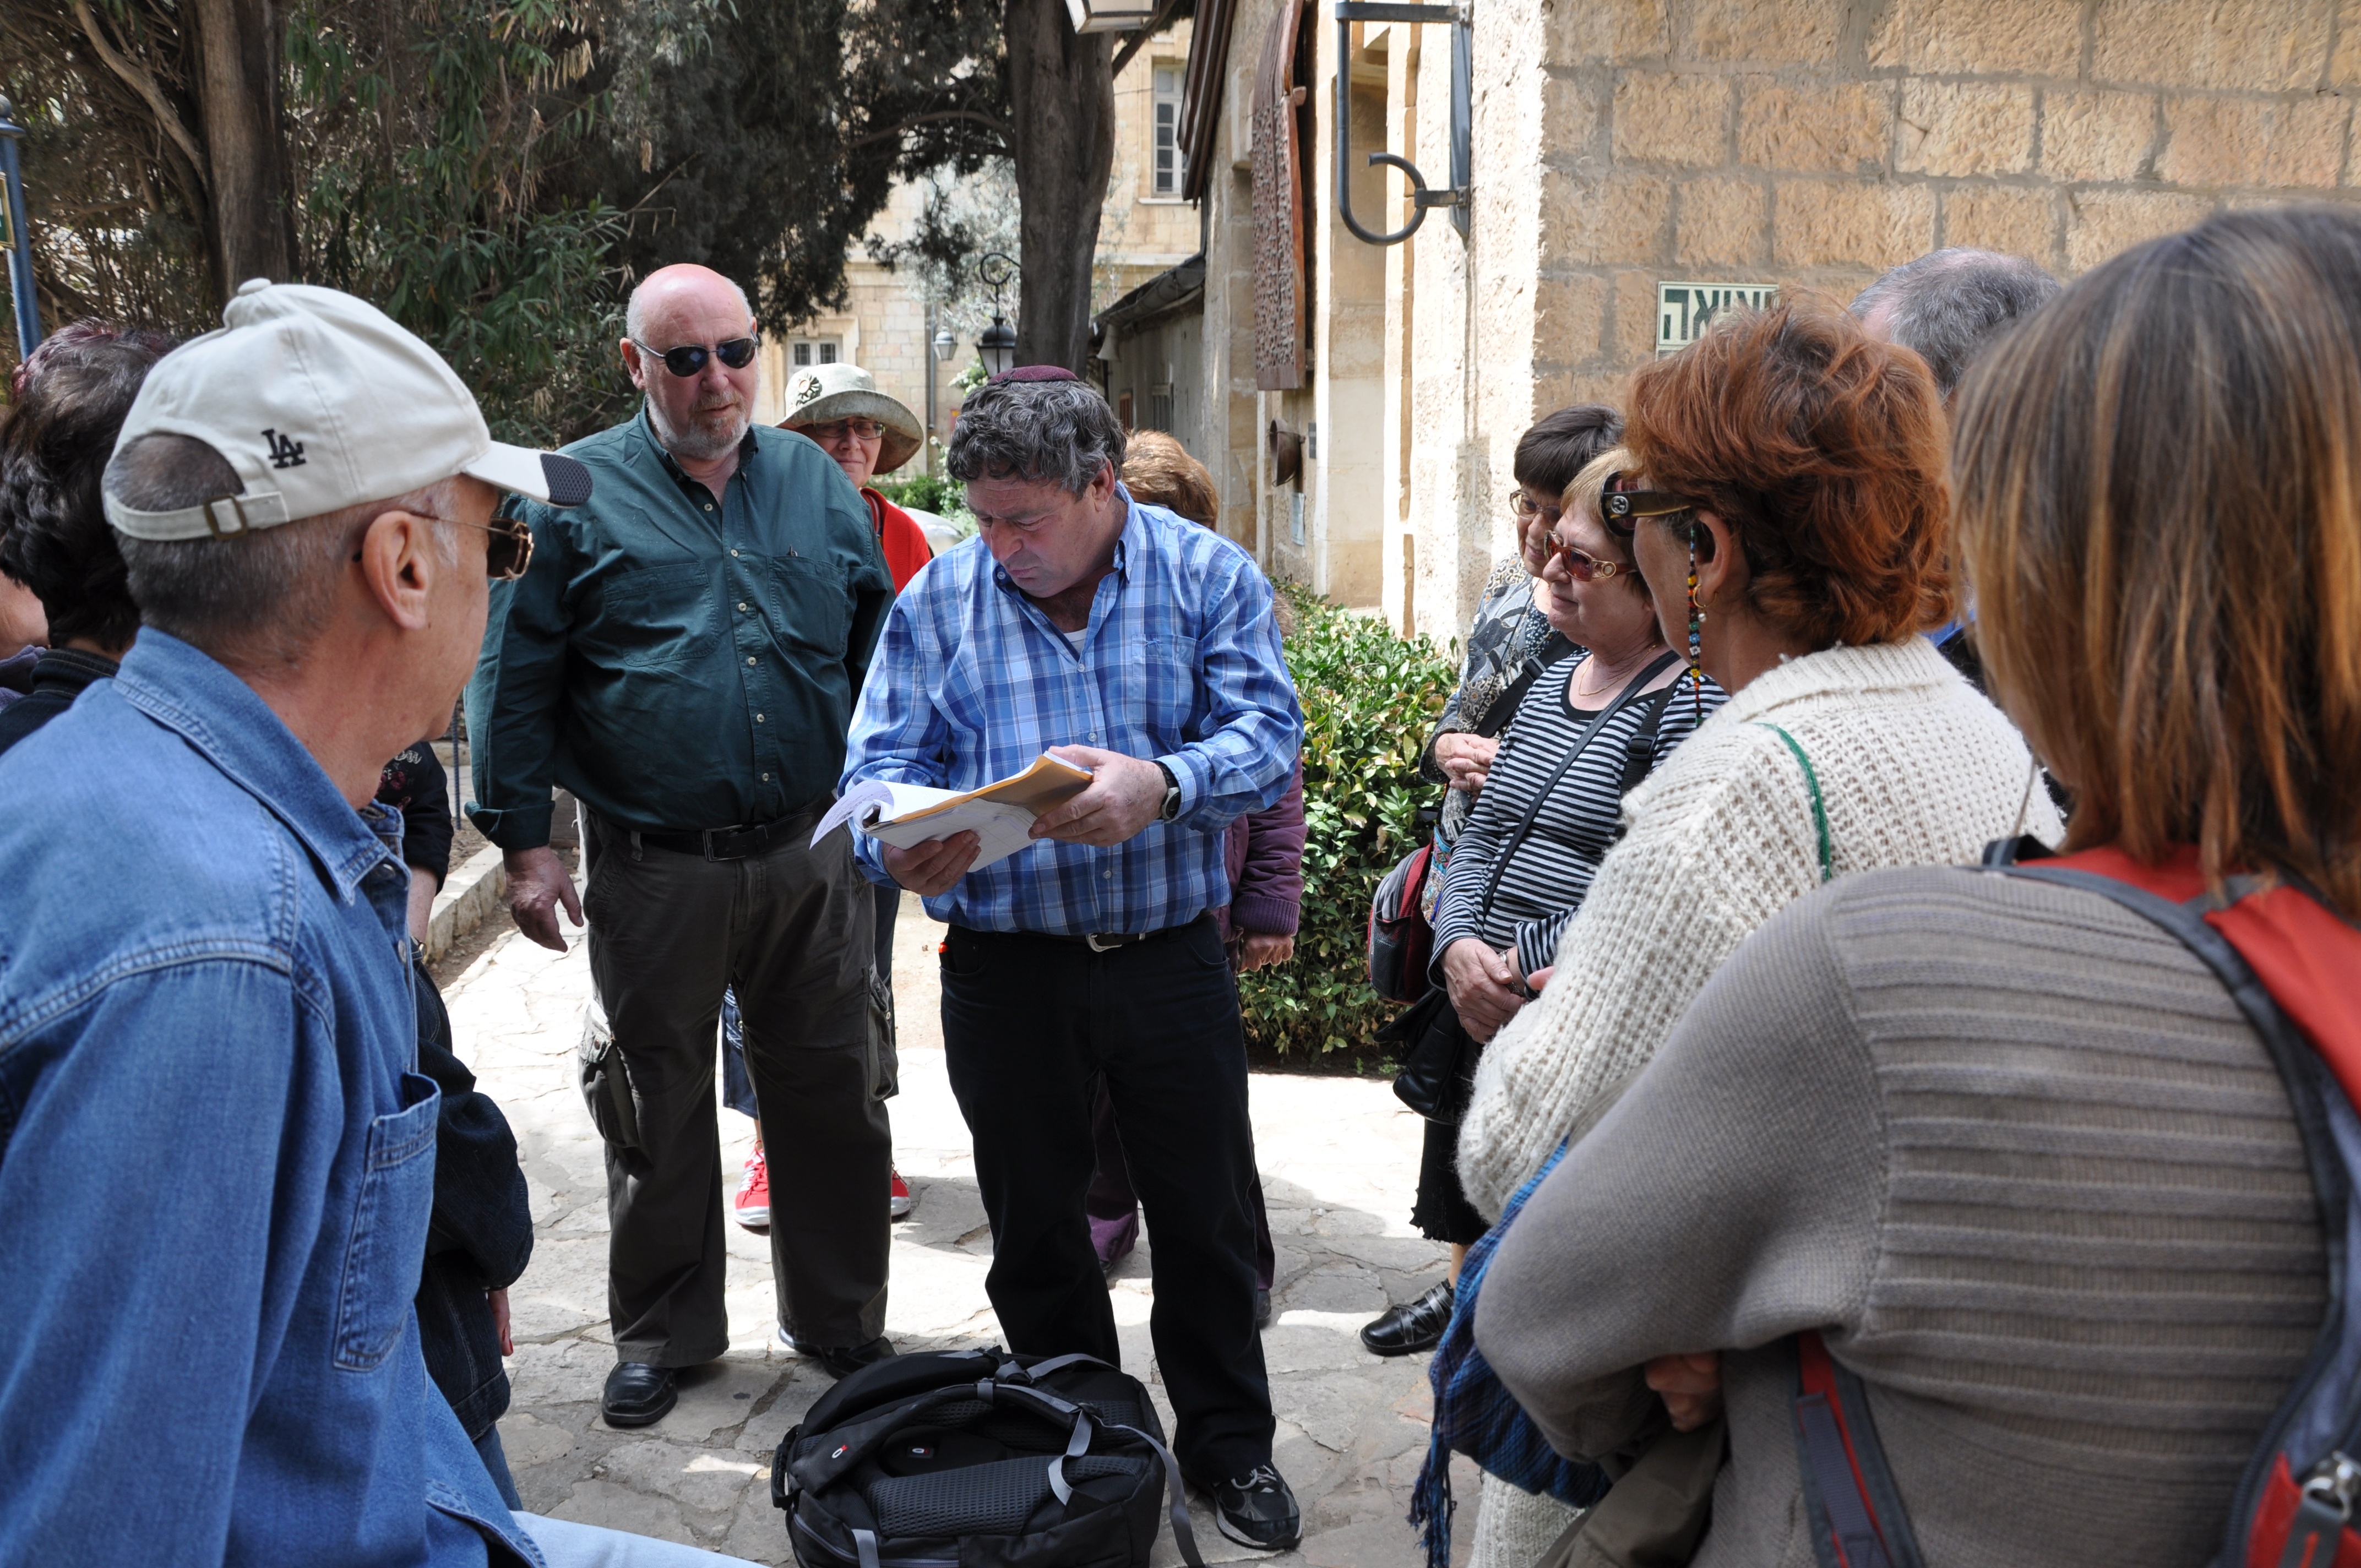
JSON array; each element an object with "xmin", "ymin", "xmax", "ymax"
[
  {"xmin": 1359, "ymin": 1280, "xmax": 1453, "ymax": 1357},
  {"xmin": 1206, "ymin": 1465, "xmax": 1301, "ymax": 1550}
]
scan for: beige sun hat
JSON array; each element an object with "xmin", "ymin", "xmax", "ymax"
[{"xmin": 780, "ymin": 362, "xmax": 925, "ymax": 475}]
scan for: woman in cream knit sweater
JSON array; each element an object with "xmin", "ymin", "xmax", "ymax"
[{"xmin": 1453, "ymin": 297, "xmax": 2059, "ymax": 1568}]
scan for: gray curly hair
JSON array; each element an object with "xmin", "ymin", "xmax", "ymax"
[{"xmin": 946, "ymin": 378, "xmax": 1128, "ymax": 496}]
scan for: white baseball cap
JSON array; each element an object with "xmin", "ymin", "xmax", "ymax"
[{"xmin": 105, "ymin": 277, "xmax": 592, "ymax": 540}]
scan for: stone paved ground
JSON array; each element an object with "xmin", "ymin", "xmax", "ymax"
[{"xmin": 443, "ymin": 890, "xmax": 1480, "ymax": 1566}]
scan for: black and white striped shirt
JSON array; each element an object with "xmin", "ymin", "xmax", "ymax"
[{"xmin": 1430, "ymin": 650, "xmax": 1727, "ymax": 977}]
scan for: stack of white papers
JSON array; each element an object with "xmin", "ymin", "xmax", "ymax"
[{"xmin": 812, "ymin": 754, "xmax": 1095, "ymax": 872}]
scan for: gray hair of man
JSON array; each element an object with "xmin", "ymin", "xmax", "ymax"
[
  {"xmin": 623, "ymin": 272, "xmax": 755, "ymax": 344},
  {"xmin": 105, "ymin": 432, "xmax": 463, "ymax": 672},
  {"xmin": 945, "ymin": 377, "xmax": 1129, "ymax": 495},
  {"xmin": 1849, "ymin": 248, "xmax": 2061, "ymax": 399}
]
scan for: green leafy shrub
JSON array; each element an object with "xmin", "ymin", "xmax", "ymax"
[
  {"xmin": 873, "ymin": 469, "xmax": 964, "ymax": 516},
  {"xmin": 1237, "ymin": 585, "xmax": 1456, "ymax": 1066}
]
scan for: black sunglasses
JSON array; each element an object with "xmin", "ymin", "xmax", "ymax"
[
  {"xmin": 1597, "ymin": 471, "xmax": 1694, "ymax": 538},
  {"xmin": 632, "ymin": 336, "xmax": 760, "ymax": 378}
]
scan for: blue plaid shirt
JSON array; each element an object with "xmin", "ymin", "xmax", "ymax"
[{"xmin": 840, "ymin": 489, "xmax": 1302, "ymax": 935}]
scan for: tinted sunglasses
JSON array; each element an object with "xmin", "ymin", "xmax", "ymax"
[
  {"xmin": 1541, "ymin": 533, "xmax": 1626, "ymax": 582},
  {"xmin": 349, "ymin": 515, "xmax": 534, "ymax": 581},
  {"xmin": 1597, "ymin": 471, "xmax": 1694, "ymax": 538},
  {"xmin": 632, "ymin": 336, "xmax": 760, "ymax": 377}
]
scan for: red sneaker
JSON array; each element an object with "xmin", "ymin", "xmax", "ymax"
[
  {"xmin": 735, "ymin": 1149, "xmax": 770, "ymax": 1230},
  {"xmin": 890, "ymin": 1168, "xmax": 915, "ymax": 1219}
]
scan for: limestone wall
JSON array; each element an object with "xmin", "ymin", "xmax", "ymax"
[{"xmin": 1379, "ymin": 0, "xmax": 2361, "ymax": 639}]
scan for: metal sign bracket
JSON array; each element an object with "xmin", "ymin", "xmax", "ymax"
[{"xmin": 1332, "ymin": 0, "xmax": 1470, "ymax": 245}]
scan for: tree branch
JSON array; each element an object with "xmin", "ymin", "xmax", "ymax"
[
  {"xmin": 70, "ymin": 0, "xmax": 210, "ymax": 197},
  {"xmin": 846, "ymin": 107, "xmax": 1013, "ymax": 153},
  {"xmin": 1110, "ymin": 0, "xmax": 1190, "ymax": 79}
]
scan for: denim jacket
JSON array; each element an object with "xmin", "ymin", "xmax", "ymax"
[{"xmin": 0, "ymin": 631, "xmax": 538, "ymax": 1566}]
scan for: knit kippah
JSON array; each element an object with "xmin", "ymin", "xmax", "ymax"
[{"xmin": 989, "ymin": 365, "xmax": 1080, "ymax": 383}]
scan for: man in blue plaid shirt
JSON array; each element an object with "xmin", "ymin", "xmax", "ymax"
[{"xmin": 839, "ymin": 369, "xmax": 1304, "ymax": 1550}]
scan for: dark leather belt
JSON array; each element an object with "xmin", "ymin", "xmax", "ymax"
[
  {"xmin": 1003, "ymin": 912, "xmax": 1209, "ymax": 952},
  {"xmin": 635, "ymin": 800, "xmax": 829, "ymax": 862}
]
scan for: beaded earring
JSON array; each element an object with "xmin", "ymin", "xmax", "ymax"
[{"xmin": 1685, "ymin": 524, "xmax": 1708, "ymax": 720}]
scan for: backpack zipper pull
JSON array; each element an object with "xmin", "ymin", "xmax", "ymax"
[
  {"xmin": 2303, "ymin": 1452, "xmax": 2361, "ymax": 1520},
  {"xmin": 2280, "ymin": 1453, "xmax": 2361, "ymax": 1568}
]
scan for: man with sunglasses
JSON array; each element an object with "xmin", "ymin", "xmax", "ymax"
[
  {"xmin": 0, "ymin": 281, "xmax": 785, "ymax": 1565},
  {"xmin": 467, "ymin": 263, "xmax": 901, "ymax": 1428}
]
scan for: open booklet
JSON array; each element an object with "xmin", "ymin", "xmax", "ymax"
[{"xmin": 810, "ymin": 753, "xmax": 1096, "ymax": 872}]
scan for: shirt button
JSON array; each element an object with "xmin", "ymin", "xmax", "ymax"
[
  {"xmin": 761, "ymin": 772, "xmax": 771, "ymax": 782},
  {"xmin": 747, "ymin": 656, "xmax": 757, "ymax": 666},
  {"xmin": 738, "ymin": 601, "xmax": 749, "ymax": 612},
  {"xmin": 756, "ymin": 714, "xmax": 766, "ymax": 723},
  {"xmin": 705, "ymin": 503, "xmax": 714, "ymax": 511},
  {"xmin": 731, "ymin": 548, "xmax": 741, "ymax": 557}
]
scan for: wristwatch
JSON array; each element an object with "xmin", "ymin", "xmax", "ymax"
[{"xmin": 1155, "ymin": 762, "xmax": 1183, "ymax": 823}]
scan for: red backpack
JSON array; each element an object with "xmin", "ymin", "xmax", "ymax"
[{"xmin": 1792, "ymin": 839, "xmax": 2361, "ymax": 1568}]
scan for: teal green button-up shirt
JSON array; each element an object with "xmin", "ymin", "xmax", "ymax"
[{"xmin": 465, "ymin": 410, "xmax": 894, "ymax": 849}]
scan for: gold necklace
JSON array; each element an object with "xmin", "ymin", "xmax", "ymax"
[{"xmin": 1573, "ymin": 649, "xmax": 1650, "ymax": 703}]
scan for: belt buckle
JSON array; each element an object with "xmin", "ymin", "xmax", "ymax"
[
  {"xmin": 1085, "ymin": 933, "xmax": 1124, "ymax": 953},
  {"xmin": 701, "ymin": 826, "xmax": 740, "ymax": 863}
]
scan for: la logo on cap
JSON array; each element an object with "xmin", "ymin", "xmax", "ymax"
[{"xmin": 263, "ymin": 429, "xmax": 307, "ymax": 470}]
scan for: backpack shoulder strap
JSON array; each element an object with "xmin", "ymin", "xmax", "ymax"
[{"xmin": 1791, "ymin": 1330, "xmax": 1925, "ymax": 1568}]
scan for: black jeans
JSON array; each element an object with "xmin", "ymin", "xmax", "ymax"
[{"xmin": 939, "ymin": 915, "xmax": 1275, "ymax": 1482}]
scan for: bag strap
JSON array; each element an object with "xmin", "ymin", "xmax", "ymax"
[
  {"xmin": 1472, "ymin": 649, "xmax": 1680, "ymax": 928},
  {"xmin": 1791, "ymin": 1331, "xmax": 1922, "ymax": 1568},
  {"xmin": 1468, "ymin": 632, "xmax": 1579, "ymax": 741},
  {"xmin": 1753, "ymin": 722, "xmax": 1832, "ymax": 885}
]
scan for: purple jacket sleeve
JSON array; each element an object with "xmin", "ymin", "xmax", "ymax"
[{"xmin": 1225, "ymin": 759, "xmax": 1305, "ymax": 937}]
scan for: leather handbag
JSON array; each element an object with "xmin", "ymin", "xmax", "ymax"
[
  {"xmin": 1368, "ymin": 842, "xmax": 1438, "ymax": 1004},
  {"xmin": 1379, "ymin": 987, "xmax": 1471, "ymax": 1121}
]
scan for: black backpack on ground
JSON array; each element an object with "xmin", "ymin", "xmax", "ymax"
[{"xmin": 773, "ymin": 1348, "xmax": 1207, "ymax": 1568}]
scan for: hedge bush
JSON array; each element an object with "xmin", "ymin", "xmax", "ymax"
[{"xmin": 1238, "ymin": 584, "xmax": 1457, "ymax": 1066}]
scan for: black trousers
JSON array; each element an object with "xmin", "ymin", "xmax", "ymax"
[
  {"xmin": 939, "ymin": 916, "xmax": 1275, "ymax": 1482},
  {"xmin": 579, "ymin": 809, "xmax": 891, "ymax": 1364}
]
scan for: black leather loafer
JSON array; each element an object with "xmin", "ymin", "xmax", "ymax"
[
  {"xmin": 778, "ymin": 1329, "xmax": 898, "ymax": 1381},
  {"xmin": 1359, "ymin": 1280, "xmax": 1454, "ymax": 1357},
  {"xmin": 1203, "ymin": 1464, "xmax": 1302, "ymax": 1551},
  {"xmin": 601, "ymin": 1360, "xmax": 677, "ymax": 1428}
]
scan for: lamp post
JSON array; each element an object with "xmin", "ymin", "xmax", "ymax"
[
  {"xmin": 0, "ymin": 95, "xmax": 42, "ymax": 364},
  {"xmin": 977, "ymin": 252, "xmax": 1019, "ymax": 377}
]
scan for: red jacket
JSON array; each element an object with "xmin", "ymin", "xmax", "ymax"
[{"xmin": 864, "ymin": 488, "xmax": 934, "ymax": 591}]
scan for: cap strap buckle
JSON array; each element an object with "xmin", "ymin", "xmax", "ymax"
[{"xmin": 201, "ymin": 496, "xmax": 253, "ymax": 537}]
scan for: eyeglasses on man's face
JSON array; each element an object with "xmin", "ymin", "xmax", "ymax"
[
  {"xmin": 1541, "ymin": 532, "xmax": 1626, "ymax": 582},
  {"xmin": 632, "ymin": 336, "xmax": 760, "ymax": 378},
  {"xmin": 805, "ymin": 418, "xmax": 887, "ymax": 443},
  {"xmin": 349, "ymin": 514, "xmax": 534, "ymax": 581}
]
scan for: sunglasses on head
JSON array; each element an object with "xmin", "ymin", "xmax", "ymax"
[
  {"xmin": 347, "ymin": 514, "xmax": 534, "ymax": 581},
  {"xmin": 632, "ymin": 336, "xmax": 760, "ymax": 378},
  {"xmin": 1597, "ymin": 471, "xmax": 1694, "ymax": 538},
  {"xmin": 1540, "ymin": 533, "xmax": 1626, "ymax": 582}
]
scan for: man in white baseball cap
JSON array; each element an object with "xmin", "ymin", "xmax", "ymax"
[{"xmin": 0, "ymin": 279, "xmax": 763, "ymax": 1567}]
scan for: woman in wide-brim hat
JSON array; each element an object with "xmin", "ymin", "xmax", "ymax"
[{"xmin": 780, "ymin": 362, "xmax": 934, "ymax": 590}]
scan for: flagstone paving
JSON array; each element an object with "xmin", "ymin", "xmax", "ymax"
[{"xmin": 443, "ymin": 890, "xmax": 1481, "ymax": 1566}]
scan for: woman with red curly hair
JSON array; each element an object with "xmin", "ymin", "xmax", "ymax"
[{"xmin": 1448, "ymin": 296, "xmax": 2062, "ymax": 1566}]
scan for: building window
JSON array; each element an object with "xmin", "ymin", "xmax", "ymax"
[
  {"xmin": 791, "ymin": 339, "xmax": 841, "ymax": 368},
  {"xmin": 1153, "ymin": 67, "xmax": 1184, "ymax": 196},
  {"xmin": 1149, "ymin": 383, "xmax": 1174, "ymax": 433}
]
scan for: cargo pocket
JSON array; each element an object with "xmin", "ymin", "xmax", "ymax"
[
  {"xmin": 866, "ymin": 966, "xmax": 901, "ymax": 1103},
  {"xmin": 579, "ymin": 1004, "xmax": 643, "ymax": 1151},
  {"xmin": 334, "ymin": 1070, "xmax": 442, "ymax": 1373}
]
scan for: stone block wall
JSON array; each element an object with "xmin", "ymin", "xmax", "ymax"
[{"xmin": 1529, "ymin": 0, "xmax": 2361, "ymax": 423}]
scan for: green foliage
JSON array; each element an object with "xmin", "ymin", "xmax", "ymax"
[
  {"xmin": 1237, "ymin": 586, "xmax": 1457, "ymax": 1066},
  {"xmin": 872, "ymin": 470, "xmax": 963, "ymax": 516}
]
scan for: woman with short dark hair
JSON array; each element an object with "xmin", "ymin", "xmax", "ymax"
[
  {"xmin": 1475, "ymin": 204, "xmax": 2361, "ymax": 1568},
  {"xmin": 0, "ymin": 321, "xmax": 175, "ymax": 757}
]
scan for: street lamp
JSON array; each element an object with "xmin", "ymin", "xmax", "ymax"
[
  {"xmin": 0, "ymin": 95, "xmax": 42, "ymax": 363},
  {"xmin": 977, "ymin": 251, "xmax": 1020, "ymax": 377},
  {"xmin": 931, "ymin": 326, "xmax": 958, "ymax": 363}
]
